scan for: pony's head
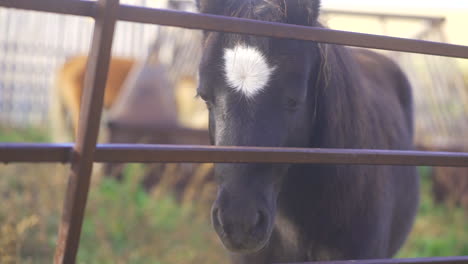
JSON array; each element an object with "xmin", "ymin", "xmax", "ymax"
[{"xmin": 197, "ymin": 0, "xmax": 322, "ymax": 254}]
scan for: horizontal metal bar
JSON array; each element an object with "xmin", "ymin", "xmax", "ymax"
[
  {"xmin": 322, "ymin": 9, "xmax": 446, "ymax": 23},
  {"xmin": 94, "ymin": 145, "xmax": 468, "ymax": 166},
  {"xmin": 1, "ymin": 0, "xmax": 467, "ymax": 59},
  {"xmin": 285, "ymin": 256, "xmax": 468, "ymax": 264},
  {"xmin": 117, "ymin": 5, "xmax": 468, "ymax": 59},
  {"xmin": 0, "ymin": 0, "xmax": 446, "ymax": 23},
  {"xmin": 0, "ymin": 143, "xmax": 72, "ymax": 163},
  {"xmin": 1, "ymin": 143, "xmax": 467, "ymax": 167},
  {"xmin": 0, "ymin": 0, "xmax": 95, "ymax": 17}
]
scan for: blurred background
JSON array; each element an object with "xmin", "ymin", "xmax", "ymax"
[{"xmin": 0, "ymin": 0, "xmax": 467, "ymax": 263}]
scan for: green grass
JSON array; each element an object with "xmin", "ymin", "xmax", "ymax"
[
  {"xmin": 0, "ymin": 126, "xmax": 49, "ymax": 142},
  {"xmin": 397, "ymin": 168, "xmax": 468, "ymax": 258},
  {"xmin": 77, "ymin": 165, "xmax": 225, "ymax": 264},
  {"xmin": 0, "ymin": 162, "xmax": 225, "ymax": 264},
  {"xmin": 0, "ymin": 127, "xmax": 467, "ymax": 263}
]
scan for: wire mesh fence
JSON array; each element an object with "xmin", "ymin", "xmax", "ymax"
[{"xmin": 0, "ymin": 0, "xmax": 161, "ymax": 127}]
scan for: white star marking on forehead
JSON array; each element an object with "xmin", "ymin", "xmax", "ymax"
[{"xmin": 224, "ymin": 45, "xmax": 275, "ymax": 98}]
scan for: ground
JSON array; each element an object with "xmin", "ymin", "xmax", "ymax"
[{"xmin": 0, "ymin": 127, "xmax": 467, "ymax": 263}]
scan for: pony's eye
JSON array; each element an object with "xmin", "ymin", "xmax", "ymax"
[
  {"xmin": 196, "ymin": 91, "xmax": 214, "ymax": 109},
  {"xmin": 196, "ymin": 91, "xmax": 210, "ymax": 102}
]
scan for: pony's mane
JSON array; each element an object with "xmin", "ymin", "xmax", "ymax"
[
  {"xmin": 312, "ymin": 42, "xmax": 372, "ymax": 149},
  {"xmin": 221, "ymin": 0, "xmax": 286, "ymax": 22}
]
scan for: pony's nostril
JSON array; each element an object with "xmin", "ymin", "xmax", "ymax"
[
  {"xmin": 252, "ymin": 210, "xmax": 266, "ymax": 234},
  {"xmin": 212, "ymin": 207, "xmax": 227, "ymax": 232},
  {"xmin": 212, "ymin": 207, "xmax": 221, "ymax": 226},
  {"xmin": 217, "ymin": 209, "xmax": 224, "ymax": 228},
  {"xmin": 255, "ymin": 211, "xmax": 263, "ymax": 227}
]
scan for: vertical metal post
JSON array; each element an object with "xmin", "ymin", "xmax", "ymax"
[{"xmin": 54, "ymin": 0, "xmax": 119, "ymax": 263}]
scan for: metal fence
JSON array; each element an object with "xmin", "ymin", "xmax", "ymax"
[
  {"xmin": 0, "ymin": 0, "xmax": 467, "ymax": 264},
  {"xmin": 321, "ymin": 10, "xmax": 468, "ymax": 149},
  {"xmin": 2, "ymin": 3, "xmax": 467, "ymax": 151},
  {"xmin": 0, "ymin": 0, "xmax": 159, "ymax": 127}
]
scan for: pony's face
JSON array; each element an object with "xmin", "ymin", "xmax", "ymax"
[{"xmin": 197, "ymin": 0, "xmax": 321, "ymax": 254}]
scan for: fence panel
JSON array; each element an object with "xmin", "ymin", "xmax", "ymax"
[
  {"xmin": 0, "ymin": 1, "xmax": 467, "ymax": 264},
  {"xmin": 0, "ymin": 0, "xmax": 158, "ymax": 127}
]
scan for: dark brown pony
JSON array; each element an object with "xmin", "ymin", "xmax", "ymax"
[{"xmin": 195, "ymin": 0, "xmax": 419, "ymax": 263}]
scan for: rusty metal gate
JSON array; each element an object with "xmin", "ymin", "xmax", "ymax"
[{"xmin": 0, "ymin": 0, "xmax": 467, "ymax": 263}]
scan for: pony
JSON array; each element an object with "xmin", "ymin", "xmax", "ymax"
[
  {"xmin": 195, "ymin": 0, "xmax": 419, "ymax": 263},
  {"xmin": 49, "ymin": 55, "xmax": 135, "ymax": 142}
]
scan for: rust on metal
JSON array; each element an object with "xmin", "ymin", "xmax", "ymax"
[
  {"xmin": 283, "ymin": 256, "xmax": 468, "ymax": 264},
  {"xmin": 1, "ymin": 143, "xmax": 467, "ymax": 167},
  {"xmin": 53, "ymin": 0, "xmax": 119, "ymax": 263}
]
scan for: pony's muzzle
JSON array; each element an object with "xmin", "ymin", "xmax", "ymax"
[{"xmin": 211, "ymin": 192, "xmax": 271, "ymax": 253}]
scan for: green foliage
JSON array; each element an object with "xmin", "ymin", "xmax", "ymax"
[
  {"xmin": 77, "ymin": 166, "xmax": 225, "ymax": 264},
  {"xmin": 0, "ymin": 126, "xmax": 49, "ymax": 142},
  {"xmin": 1, "ymin": 128, "xmax": 467, "ymax": 263},
  {"xmin": 397, "ymin": 167, "xmax": 468, "ymax": 258},
  {"xmin": 0, "ymin": 164, "xmax": 68, "ymax": 264}
]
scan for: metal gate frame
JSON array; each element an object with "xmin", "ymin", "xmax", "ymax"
[{"xmin": 0, "ymin": 0, "xmax": 467, "ymax": 263}]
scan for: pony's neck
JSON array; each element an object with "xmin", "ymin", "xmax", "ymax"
[{"xmin": 310, "ymin": 44, "xmax": 369, "ymax": 149}]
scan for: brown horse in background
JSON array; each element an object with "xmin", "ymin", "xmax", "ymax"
[
  {"xmin": 49, "ymin": 55, "xmax": 135, "ymax": 142},
  {"xmin": 49, "ymin": 53, "xmax": 207, "ymax": 142}
]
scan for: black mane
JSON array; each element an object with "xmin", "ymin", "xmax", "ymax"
[{"xmin": 198, "ymin": 0, "xmax": 320, "ymax": 25}]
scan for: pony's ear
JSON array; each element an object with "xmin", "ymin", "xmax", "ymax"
[
  {"xmin": 196, "ymin": 0, "xmax": 223, "ymax": 14},
  {"xmin": 277, "ymin": 0, "xmax": 321, "ymax": 26}
]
